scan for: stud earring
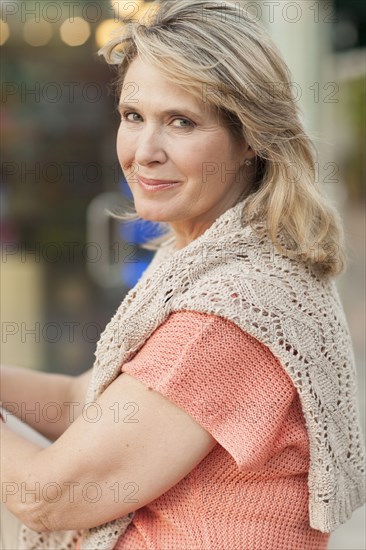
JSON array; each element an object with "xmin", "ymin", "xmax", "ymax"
[{"xmin": 244, "ymin": 159, "xmax": 252, "ymax": 166}]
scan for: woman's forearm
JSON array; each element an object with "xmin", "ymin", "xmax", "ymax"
[
  {"xmin": 0, "ymin": 418, "xmax": 45, "ymax": 525},
  {"xmin": 0, "ymin": 364, "xmax": 75, "ymax": 441}
]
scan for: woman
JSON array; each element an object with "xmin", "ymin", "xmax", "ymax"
[{"xmin": 1, "ymin": 1, "xmax": 365, "ymax": 549}]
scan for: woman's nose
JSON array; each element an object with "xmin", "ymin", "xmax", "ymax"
[{"xmin": 134, "ymin": 126, "xmax": 167, "ymax": 165}]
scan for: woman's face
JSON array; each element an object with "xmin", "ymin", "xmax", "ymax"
[{"xmin": 117, "ymin": 57, "xmax": 253, "ymax": 249}]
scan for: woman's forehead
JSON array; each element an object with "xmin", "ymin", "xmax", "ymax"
[{"xmin": 120, "ymin": 58, "xmax": 217, "ymax": 118}]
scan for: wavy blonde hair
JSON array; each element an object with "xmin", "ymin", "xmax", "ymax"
[{"xmin": 99, "ymin": 0, "xmax": 347, "ymax": 277}]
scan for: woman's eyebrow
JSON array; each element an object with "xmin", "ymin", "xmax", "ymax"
[{"xmin": 117, "ymin": 102, "xmax": 201, "ymax": 119}]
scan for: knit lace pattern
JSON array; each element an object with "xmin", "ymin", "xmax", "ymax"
[{"xmin": 19, "ymin": 196, "xmax": 366, "ymax": 548}]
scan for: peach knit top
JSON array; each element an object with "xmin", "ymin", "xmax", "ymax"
[{"xmin": 97, "ymin": 309, "xmax": 330, "ymax": 550}]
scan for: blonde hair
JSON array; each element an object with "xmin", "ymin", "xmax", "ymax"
[{"xmin": 99, "ymin": 0, "xmax": 347, "ymax": 277}]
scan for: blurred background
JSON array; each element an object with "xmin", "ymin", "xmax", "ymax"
[{"xmin": 1, "ymin": 1, "xmax": 365, "ymax": 547}]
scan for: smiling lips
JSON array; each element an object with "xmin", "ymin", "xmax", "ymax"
[
  {"xmin": 138, "ymin": 176, "xmax": 179, "ymax": 185},
  {"xmin": 137, "ymin": 175, "xmax": 181, "ymax": 192}
]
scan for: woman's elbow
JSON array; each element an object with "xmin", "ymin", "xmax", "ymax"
[{"xmin": 20, "ymin": 500, "xmax": 57, "ymax": 533}]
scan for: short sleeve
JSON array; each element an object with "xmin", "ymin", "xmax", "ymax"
[{"xmin": 121, "ymin": 310, "xmax": 297, "ymax": 471}]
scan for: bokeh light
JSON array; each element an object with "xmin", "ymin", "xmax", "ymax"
[
  {"xmin": 0, "ymin": 19, "xmax": 10, "ymax": 46},
  {"xmin": 60, "ymin": 17, "xmax": 91, "ymax": 47},
  {"xmin": 137, "ymin": 2, "xmax": 161, "ymax": 25},
  {"xmin": 112, "ymin": 1, "xmax": 159, "ymax": 24},
  {"xmin": 113, "ymin": 0, "xmax": 143, "ymax": 21},
  {"xmin": 95, "ymin": 19, "xmax": 124, "ymax": 49},
  {"xmin": 23, "ymin": 19, "xmax": 53, "ymax": 47}
]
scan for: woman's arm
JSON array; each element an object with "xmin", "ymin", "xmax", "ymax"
[
  {"xmin": 67, "ymin": 368, "xmax": 93, "ymax": 422},
  {"xmin": 0, "ymin": 372, "xmax": 217, "ymax": 532},
  {"xmin": 0, "ymin": 365, "xmax": 90, "ymax": 442}
]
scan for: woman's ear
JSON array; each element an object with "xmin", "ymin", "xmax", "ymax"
[
  {"xmin": 244, "ymin": 145, "xmax": 256, "ymax": 160},
  {"xmin": 240, "ymin": 145, "xmax": 256, "ymax": 169}
]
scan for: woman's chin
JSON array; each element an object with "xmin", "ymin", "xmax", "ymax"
[{"xmin": 134, "ymin": 201, "xmax": 171, "ymax": 223}]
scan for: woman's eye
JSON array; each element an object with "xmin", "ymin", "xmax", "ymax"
[
  {"xmin": 171, "ymin": 118, "xmax": 193, "ymax": 128},
  {"xmin": 122, "ymin": 112, "xmax": 141, "ymax": 122},
  {"xmin": 119, "ymin": 112, "xmax": 194, "ymax": 128}
]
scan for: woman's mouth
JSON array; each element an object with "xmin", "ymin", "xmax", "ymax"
[{"xmin": 137, "ymin": 176, "xmax": 182, "ymax": 192}]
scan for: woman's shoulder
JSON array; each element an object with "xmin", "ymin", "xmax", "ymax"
[{"xmin": 129, "ymin": 309, "xmax": 297, "ymax": 397}]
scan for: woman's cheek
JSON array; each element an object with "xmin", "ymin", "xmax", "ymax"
[{"xmin": 117, "ymin": 134, "xmax": 132, "ymax": 168}]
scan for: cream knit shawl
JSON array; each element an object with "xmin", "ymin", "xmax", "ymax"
[{"xmin": 19, "ymin": 196, "xmax": 366, "ymax": 549}]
